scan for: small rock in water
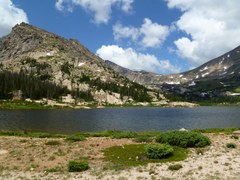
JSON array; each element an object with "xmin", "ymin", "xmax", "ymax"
[{"xmin": 179, "ymin": 128, "xmax": 187, "ymax": 131}]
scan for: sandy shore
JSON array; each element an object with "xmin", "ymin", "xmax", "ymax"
[{"xmin": 0, "ymin": 133, "xmax": 239, "ymax": 179}]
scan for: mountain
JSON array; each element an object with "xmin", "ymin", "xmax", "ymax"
[
  {"xmin": 106, "ymin": 46, "xmax": 240, "ymax": 102},
  {"xmin": 0, "ymin": 23, "xmax": 155, "ymax": 104}
]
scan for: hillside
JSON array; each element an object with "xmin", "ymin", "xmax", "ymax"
[
  {"xmin": 106, "ymin": 46, "xmax": 240, "ymax": 102},
  {"xmin": 0, "ymin": 23, "xmax": 156, "ymax": 105}
]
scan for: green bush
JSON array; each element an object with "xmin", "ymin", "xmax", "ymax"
[
  {"xmin": 168, "ymin": 164, "xmax": 183, "ymax": 171},
  {"xmin": 133, "ymin": 136, "xmax": 152, "ymax": 143},
  {"xmin": 45, "ymin": 140, "xmax": 61, "ymax": 145},
  {"xmin": 110, "ymin": 131, "xmax": 138, "ymax": 139},
  {"xmin": 145, "ymin": 144, "xmax": 173, "ymax": 159},
  {"xmin": 156, "ymin": 131, "xmax": 211, "ymax": 148},
  {"xmin": 68, "ymin": 160, "xmax": 89, "ymax": 172},
  {"xmin": 226, "ymin": 143, "xmax": 237, "ymax": 148},
  {"xmin": 65, "ymin": 135, "xmax": 85, "ymax": 142}
]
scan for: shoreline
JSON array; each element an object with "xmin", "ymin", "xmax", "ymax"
[{"xmin": 0, "ymin": 99, "xmax": 240, "ymax": 110}]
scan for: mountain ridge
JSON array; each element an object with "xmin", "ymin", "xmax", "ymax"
[
  {"xmin": 105, "ymin": 45, "xmax": 240, "ymax": 101},
  {"xmin": 0, "ymin": 23, "xmax": 156, "ymax": 105}
]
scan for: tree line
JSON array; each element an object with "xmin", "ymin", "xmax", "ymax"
[
  {"xmin": 0, "ymin": 70, "xmax": 94, "ymax": 101},
  {"xmin": 0, "ymin": 70, "xmax": 69, "ymax": 100},
  {"xmin": 0, "ymin": 69, "xmax": 151, "ymax": 102},
  {"xmin": 79, "ymin": 75, "xmax": 152, "ymax": 102}
]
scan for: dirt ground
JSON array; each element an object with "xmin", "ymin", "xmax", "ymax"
[{"xmin": 0, "ymin": 134, "xmax": 239, "ymax": 180}]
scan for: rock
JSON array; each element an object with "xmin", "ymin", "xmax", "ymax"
[
  {"xmin": 0, "ymin": 150, "xmax": 8, "ymax": 155},
  {"xmin": 62, "ymin": 94, "xmax": 75, "ymax": 104},
  {"xmin": 233, "ymin": 131, "xmax": 240, "ymax": 135},
  {"xmin": 168, "ymin": 102, "xmax": 198, "ymax": 107}
]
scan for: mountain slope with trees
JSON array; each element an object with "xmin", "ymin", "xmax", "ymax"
[{"xmin": 0, "ymin": 23, "xmax": 156, "ymax": 104}]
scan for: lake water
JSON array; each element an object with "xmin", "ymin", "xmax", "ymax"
[{"xmin": 0, "ymin": 107, "xmax": 239, "ymax": 134}]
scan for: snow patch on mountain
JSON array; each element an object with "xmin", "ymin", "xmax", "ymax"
[
  {"xmin": 202, "ymin": 72, "xmax": 209, "ymax": 77},
  {"xmin": 200, "ymin": 66, "xmax": 208, "ymax": 72},
  {"xmin": 188, "ymin": 81, "xmax": 196, "ymax": 87}
]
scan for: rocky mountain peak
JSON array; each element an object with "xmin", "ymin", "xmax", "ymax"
[{"xmin": 0, "ymin": 23, "xmax": 156, "ymax": 104}]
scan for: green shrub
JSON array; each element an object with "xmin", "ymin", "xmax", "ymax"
[
  {"xmin": 65, "ymin": 135, "xmax": 85, "ymax": 142},
  {"xmin": 145, "ymin": 144, "xmax": 173, "ymax": 159},
  {"xmin": 156, "ymin": 131, "xmax": 211, "ymax": 148},
  {"xmin": 133, "ymin": 136, "xmax": 152, "ymax": 143},
  {"xmin": 168, "ymin": 164, "xmax": 183, "ymax": 171},
  {"xmin": 226, "ymin": 143, "xmax": 237, "ymax": 148},
  {"xmin": 110, "ymin": 131, "xmax": 138, "ymax": 139},
  {"xmin": 45, "ymin": 140, "xmax": 61, "ymax": 145},
  {"xmin": 68, "ymin": 160, "xmax": 89, "ymax": 172},
  {"xmin": 230, "ymin": 135, "xmax": 239, "ymax": 140}
]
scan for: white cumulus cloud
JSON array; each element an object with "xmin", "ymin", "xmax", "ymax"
[
  {"xmin": 0, "ymin": 0, "xmax": 28, "ymax": 37},
  {"xmin": 166, "ymin": 0, "xmax": 240, "ymax": 66},
  {"xmin": 140, "ymin": 18, "xmax": 170, "ymax": 48},
  {"xmin": 55, "ymin": 0, "xmax": 134, "ymax": 24},
  {"xmin": 113, "ymin": 18, "xmax": 170, "ymax": 48},
  {"xmin": 113, "ymin": 23, "xmax": 139, "ymax": 41},
  {"xmin": 96, "ymin": 45, "xmax": 179, "ymax": 73}
]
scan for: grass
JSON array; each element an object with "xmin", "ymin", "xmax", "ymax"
[
  {"xmin": 226, "ymin": 143, "xmax": 237, "ymax": 148},
  {"xmin": 65, "ymin": 135, "xmax": 86, "ymax": 142},
  {"xmin": 133, "ymin": 136, "xmax": 153, "ymax": 143},
  {"xmin": 0, "ymin": 100, "xmax": 74, "ymax": 110},
  {"xmin": 168, "ymin": 164, "xmax": 183, "ymax": 171},
  {"xmin": 0, "ymin": 128, "xmax": 239, "ymax": 139},
  {"xmin": 103, "ymin": 144, "xmax": 188, "ymax": 167},
  {"xmin": 110, "ymin": 131, "xmax": 138, "ymax": 139},
  {"xmin": 69, "ymin": 130, "xmax": 145, "ymax": 139},
  {"xmin": 197, "ymin": 101, "xmax": 240, "ymax": 106},
  {"xmin": 193, "ymin": 128, "xmax": 240, "ymax": 134},
  {"xmin": 44, "ymin": 166, "xmax": 63, "ymax": 172},
  {"xmin": 68, "ymin": 159, "xmax": 89, "ymax": 172},
  {"xmin": 45, "ymin": 140, "xmax": 61, "ymax": 145},
  {"xmin": 0, "ymin": 131, "xmax": 66, "ymax": 138},
  {"xmin": 0, "ymin": 100, "xmax": 56, "ymax": 110}
]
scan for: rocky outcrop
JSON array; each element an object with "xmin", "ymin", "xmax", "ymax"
[{"xmin": 0, "ymin": 23, "xmax": 155, "ymax": 104}]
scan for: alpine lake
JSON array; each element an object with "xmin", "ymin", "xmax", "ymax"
[{"xmin": 0, "ymin": 106, "xmax": 239, "ymax": 134}]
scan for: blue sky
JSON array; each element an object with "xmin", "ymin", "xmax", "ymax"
[{"xmin": 1, "ymin": 0, "xmax": 240, "ymax": 74}]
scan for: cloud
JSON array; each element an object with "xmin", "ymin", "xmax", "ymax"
[
  {"xmin": 55, "ymin": 0, "xmax": 134, "ymax": 24},
  {"xmin": 166, "ymin": 0, "xmax": 240, "ymax": 66},
  {"xmin": 113, "ymin": 23, "xmax": 139, "ymax": 41},
  {"xmin": 120, "ymin": 0, "xmax": 134, "ymax": 13},
  {"xmin": 96, "ymin": 45, "xmax": 179, "ymax": 73},
  {"xmin": 0, "ymin": 0, "xmax": 28, "ymax": 37},
  {"xmin": 113, "ymin": 18, "xmax": 170, "ymax": 48},
  {"xmin": 140, "ymin": 18, "xmax": 170, "ymax": 48}
]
